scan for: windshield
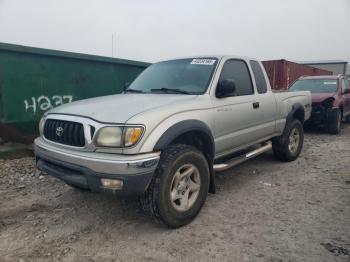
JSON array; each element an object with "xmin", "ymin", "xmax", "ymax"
[
  {"xmin": 289, "ymin": 79, "xmax": 339, "ymax": 93},
  {"xmin": 126, "ymin": 58, "xmax": 218, "ymax": 94}
]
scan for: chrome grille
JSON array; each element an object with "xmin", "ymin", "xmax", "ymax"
[{"xmin": 44, "ymin": 119, "xmax": 85, "ymax": 147}]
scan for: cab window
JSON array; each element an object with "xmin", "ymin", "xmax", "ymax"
[
  {"xmin": 250, "ymin": 60, "xmax": 267, "ymax": 94},
  {"xmin": 219, "ymin": 60, "xmax": 254, "ymax": 96},
  {"xmin": 342, "ymin": 79, "xmax": 348, "ymax": 94}
]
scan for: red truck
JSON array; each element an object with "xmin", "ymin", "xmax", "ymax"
[{"xmin": 289, "ymin": 75, "xmax": 350, "ymax": 134}]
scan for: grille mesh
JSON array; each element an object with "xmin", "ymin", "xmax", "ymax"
[{"xmin": 44, "ymin": 119, "xmax": 85, "ymax": 147}]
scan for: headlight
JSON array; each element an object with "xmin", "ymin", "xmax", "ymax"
[
  {"xmin": 124, "ymin": 127, "xmax": 143, "ymax": 147},
  {"xmin": 96, "ymin": 127, "xmax": 123, "ymax": 147},
  {"xmin": 39, "ymin": 117, "xmax": 46, "ymax": 136},
  {"xmin": 95, "ymin": 126, "xmax": 144, "ymax": 147}
]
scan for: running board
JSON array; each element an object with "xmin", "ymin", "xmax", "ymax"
[{"xmin": 213, "ymin": 142, "xmax": 272, "ymax": 172}]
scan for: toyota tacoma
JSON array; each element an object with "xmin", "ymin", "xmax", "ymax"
[{"xmin": 35, "ymin": 56, "xmax": 311, "ymax": 228}]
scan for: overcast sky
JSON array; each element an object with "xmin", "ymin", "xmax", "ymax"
[{"xmin": 0, "ymin": 0, "xmax": 349, "ymax": 63}]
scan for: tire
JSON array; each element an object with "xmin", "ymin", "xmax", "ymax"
[
  {"xmin": 139, "ymin": 144, "xmax": 209, "ymax": 228},
  {"xmin": 345, "ymin": 114, "xmax": 350, "ymax": 124},
  {"xmin": 328, "ymin": 109, "xmax": 341, "ymax": 134},
  {"xmin": 272, "ymin": 119, "xmax": 304, "ymax": 162}
]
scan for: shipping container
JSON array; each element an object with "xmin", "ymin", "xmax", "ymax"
[
  {"xmin": 262, "ymin": 59, "xmax": 332, "ymax": 90},
  {"xmin": 0, "ymin": 43, "xmax": 150, "ymax": 143},
  {"xmin": 301, "ymin": 60, "xmax": 348, "ymax": 75}
]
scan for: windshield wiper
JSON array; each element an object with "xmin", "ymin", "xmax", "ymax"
[
  {"xmin": 150, "ymin": 87, "xmax": 191, "ymax": 94},
  {"xmin": 124, "ymin": 88, "xmax": 145, "ymax": 94}
]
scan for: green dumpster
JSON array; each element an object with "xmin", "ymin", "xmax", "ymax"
[{"xmin": 0, "ymin": 42, "xmax": 150, "ymax": 143}]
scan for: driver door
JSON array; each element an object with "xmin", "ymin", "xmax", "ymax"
[{"xmin": 212, "ymin": 59, "xmax": 264, "ymax": 157}]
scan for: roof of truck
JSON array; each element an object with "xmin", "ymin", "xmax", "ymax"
[{"xmin": 160, "ymin": 55, "xmax": 257, "ymax": 62}]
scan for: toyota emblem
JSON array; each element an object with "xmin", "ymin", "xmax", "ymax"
[{"xmin": 56, "ymin": 126, "xmax": 64, "ymax": 137}]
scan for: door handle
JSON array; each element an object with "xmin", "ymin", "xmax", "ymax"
[{"xmin": 253, "ymin": 102, "xmax": 260, "ymax": 109}]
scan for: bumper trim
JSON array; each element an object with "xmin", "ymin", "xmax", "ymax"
[
  {"xmin": 36, "ymin": 156, "xmax": 155, "ymax": 196},
  {"xmin": 35, "ymin": 137, "xmax": 160, "ymax": 175}
]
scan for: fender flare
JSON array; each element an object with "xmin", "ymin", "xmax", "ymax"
[
  {"xmin": 153, "ymin": 120, "xmax": 214, "ymax": 155},
  {"xmin": 286, "ymin": 103, "xmax": 305, "ymax": 125},
  {"xmin": 153, "ymin": 119, "xmax": 216, "ymax": 193}
]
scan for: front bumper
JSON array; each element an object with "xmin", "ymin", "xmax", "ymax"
[
  {"xmin": 34, "ymin": 137, "xmax": 160, "ymax": 196},
  {"xmin": 308, "ymin": 106, "xmax": 338, "ymax": 125}
]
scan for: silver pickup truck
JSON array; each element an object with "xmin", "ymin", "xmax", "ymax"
[{"xmin": 35, "ymin": 56, "xmax": 311, "ymax": 228}]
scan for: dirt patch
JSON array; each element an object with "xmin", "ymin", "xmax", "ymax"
[
  {"xmin": 321, "ymin": 243, "xmax": 349, "ymax": 257},
  {"xmin": 1, "ymin": 126, "xmax": 350, "ymax": 262}
]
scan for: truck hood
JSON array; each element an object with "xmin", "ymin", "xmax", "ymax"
[
  {"xmin": 48, "ymin": 94, "xmax": 197, "ymax": 123},
  {"xmin": 311, "ymin": 93, "xmax": 336, "ymax": 104}
]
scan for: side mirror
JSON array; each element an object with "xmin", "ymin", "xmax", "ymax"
[{"xmin": 216, "ymin": 79, "xmax": 236, "ymax": 98}]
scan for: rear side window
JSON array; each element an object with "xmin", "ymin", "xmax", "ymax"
[
  {"xmin": 219, "ymin": 60, "xmax": 254, "ymax": 96},
  {"xmin": 342, "ymin": 79, "xmax": 348, "ymax": 93},
  {"xmin": 250, "ymin": 60, "xmax": 267, "ymax": 94}
]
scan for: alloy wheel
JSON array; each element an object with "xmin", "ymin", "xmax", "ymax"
[
  {"xmin": 288, "ymin": 128, "xmax": 300, "ymax": 154},
  {"xmin": 170, "ymin": 164, "xmax": 201, "ymax": 212}
]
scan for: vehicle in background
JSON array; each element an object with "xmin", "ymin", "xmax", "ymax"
[
  {"xmin": 35, "ymin": 56, "xmax": 311, "ymax": 228},
  {"xmin": 289, "ymin": 75, "xmax": 350, "ymax": 134},
  {"xmin": 262, "ymin": 59, "xmax": 332, "ymax": 90}
]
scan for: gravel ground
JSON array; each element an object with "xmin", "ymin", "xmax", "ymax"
[{"xmin": 0, "ymin": 126, "xmax": 350, "ymax": 262}]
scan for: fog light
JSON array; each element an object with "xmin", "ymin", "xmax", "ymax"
[{"xmin": 100, "ymin": 178, "xmax": 123, "ymax": 190}]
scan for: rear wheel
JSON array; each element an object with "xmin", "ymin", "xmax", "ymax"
[
  {"xmin": 328, "ymin": 109, "xmax": 341, "ymax": 134},
  {"xmin": 272, "ymin": 119, "xmax": 304, "ymax": 162},
  {"xmin": 139, "ymin": 144, "xmax": 209, "ymax": 228}
]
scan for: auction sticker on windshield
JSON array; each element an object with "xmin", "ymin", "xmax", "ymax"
[
  {"xmin": 324, "ymin": 81, "xmax": 337, "ymax": 85},
  {"xmin": 191, "ymin": 59, "xmax": 216, "ymax": 65}
]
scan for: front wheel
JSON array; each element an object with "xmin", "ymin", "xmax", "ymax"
[
  {"xmin": 329, "ymin": 109, "xmax": 341, "ymax": 134},
  {"xmin": 139, "ymin": 144, "xmax": 209, "ymax": 228},
  {"xmin": 272, "ymin": 119, "xmax": 304, "ymax": 162}
]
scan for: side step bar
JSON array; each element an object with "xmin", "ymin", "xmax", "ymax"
[{"xmin": 213, "ymin": 142, "xmax": 272, "ymax": 172}]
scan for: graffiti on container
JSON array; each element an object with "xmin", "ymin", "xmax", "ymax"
[{"xmin": 24, "ymin": 95, "xmax": 73, "ymax": 113}]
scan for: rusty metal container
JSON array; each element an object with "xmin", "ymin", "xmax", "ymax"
[
  {"xmin": 0, "ymin": 42, "xmax": 149, "ymax": 143},
  {"xmin": 262, "ymin": 59, "xmax": 332, "ymax": 90}
]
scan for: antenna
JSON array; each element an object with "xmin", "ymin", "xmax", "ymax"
[
  {"xmin": 112, "ymin": 34, "xmax": 118, "ymax": 58},
  {"xmin": 112, "ymin": 34, "xmax": 114, "ymax": 58}
]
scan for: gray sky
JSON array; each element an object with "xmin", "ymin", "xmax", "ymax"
[{"xmin": 0, "ymin": 0, "xmax": 349, "ymax": 63}]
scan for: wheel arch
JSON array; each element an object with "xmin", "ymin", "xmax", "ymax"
[
  {"xmin": 153, "ymin": 120, "xmax": 216, "ymax": 193},
  {"xmin": 287, "ymin": 103, "xmax": 305, "ymax": 124}
]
